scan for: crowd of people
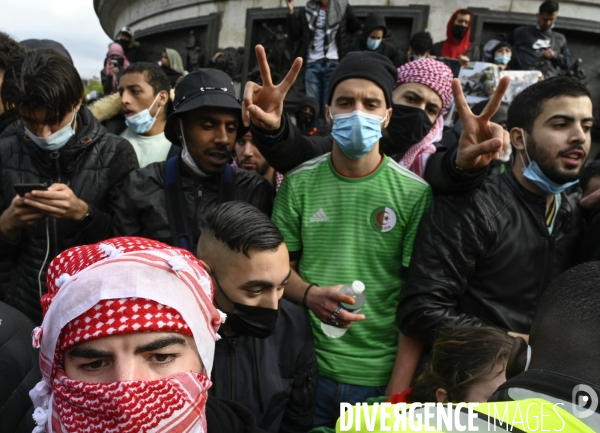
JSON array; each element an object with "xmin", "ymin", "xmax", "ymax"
[{"xmin": 0, "ymin": 0, "xmax": 599, "ymax": 432}]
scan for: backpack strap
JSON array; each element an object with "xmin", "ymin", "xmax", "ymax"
[{"xmin": 164, "ymin": 156, "xmax": 194, "ymax": 251}]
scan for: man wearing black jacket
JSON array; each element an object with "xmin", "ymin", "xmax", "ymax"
[
  {"xmin": 347, "ymin": 13, "xmax": 403, "ymax": 67},
  {"xmin": 112, "ymin": 69, "xmax": 273, "ymax": 249},
  {"xmin": 287, "ymin": 0, "xmax": 361, "ymax": 117},
  {"xmin": 198, "ymin": 201, "xmax": 317, "ymax": 433},
  {"xmin": 0, "ymin": 49, "xmax": 138, "ymax": 323},
  {"xmin": 505, "ymin": 1, "xmax": 571, "ymax": 73},
  {"xmin": 398, "ymin": 77, "xmax": 590, "ymax": 344}
]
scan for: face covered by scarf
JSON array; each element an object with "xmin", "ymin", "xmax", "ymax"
[
  {"xmin": 30, "ymin": 237, "xmax": 225, "ymax": 433},
  {"xmin": 392, "ymin": 58, "xmax": 454, "ymax": 178}
]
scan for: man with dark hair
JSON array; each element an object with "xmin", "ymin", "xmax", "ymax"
[
  {"xmin": 0, "ymin": 31, "xmax": 23, "ymax": 138},
  {"xmin": 348, "ymin": 13, "xmax": 404, "ymax": 67},
  {"xmin": 112, "ymin": 69, "xmax": 273, "ymax": 250},
  {"xmin": 118, "ymin": 62, "xmax": 178, "ymax": 167},
  {"xmin": 197, "ymin": 201, "xmax": 317, "ymax": 433},
  {"xmin": 115, "ymin": 26, "xmax": 144, "ymax": 63},
  {"xmin": 0, "ymin": 49, "xmax": 138, "ymax": 322},
  {"xmin": 407, "ymin": 31, "xmax": 434, "ymax": 61},
  {"xmin": 506, "ymin": 0, "xmax": 571, "ymax": 73},
  {"xmin": 399, "ymin": 76, "xmax": 590, "ymax": 347},
  {"xmin": 235, "ymin": 131, "xmax": 283, "ymax": 192},
  {"xmin": 271, "ymin": 51, "xmax": 433, "ymax": 427},
  {"xmin": 287, "ymin": 0, "xmax": 361, "ymax": 117}
]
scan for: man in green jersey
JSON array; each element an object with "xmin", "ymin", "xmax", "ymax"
[{"xmin": 270, "ymin": 51, "xmax": 433, "ymax": 428}]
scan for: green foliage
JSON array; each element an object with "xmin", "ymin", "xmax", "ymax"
[{"xmin": 84, "ymin": 79, "xmax": 103, "ymax": 97}]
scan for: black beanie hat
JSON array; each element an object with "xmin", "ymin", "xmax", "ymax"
[{"xmin": 327, "ymin": 51, "xmax": 397, "ymax": 108}]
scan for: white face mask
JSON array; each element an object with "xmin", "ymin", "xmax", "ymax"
[
  {"xmin": 125, "ymin": 93, "xmax": 162, "ymax": 135},
  {"xmin": 179, "ymin": 119, "xmax": 210, "ymax": 178},
  {"xmin": 24, "ymin": 110, "xmax": 77, "ymax": 151}
]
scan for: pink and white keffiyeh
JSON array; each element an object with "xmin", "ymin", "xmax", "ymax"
[
  {"xmin": 29, "ymin": 237, "xmax": 225, "ymax": 433},
  {"xmin": 395, "ymin": 58, "xmax": 454, "ymax": 177}
]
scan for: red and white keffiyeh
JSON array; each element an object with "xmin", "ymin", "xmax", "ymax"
[
  {"xmin": 30, "ymin": 237, "xmax": 225, "ymax": 433},
  {"xmin": 395, "ymin": 58, "xmax": 453, "ymax": 178}
]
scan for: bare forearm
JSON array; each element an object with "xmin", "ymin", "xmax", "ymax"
[
  {"xmin": 385, "ymin": 333, "xmax": 424, "ymax": 396},
  {"xmin": 284, "ymin": 264, "xmax": 309, "ymax": 304}
]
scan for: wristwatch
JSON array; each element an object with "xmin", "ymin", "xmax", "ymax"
[{"xmin": 75, "ymin": 205, "xmax": 94, "ymax": 228}]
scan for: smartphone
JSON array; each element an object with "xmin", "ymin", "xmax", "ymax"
[
  {"xmin": 14, "ymin": 183, "xmax": 48, "ymax": 197},
  {"xmin": 110, "ymin": 59, "xmax": 119, "ymax": 68}
]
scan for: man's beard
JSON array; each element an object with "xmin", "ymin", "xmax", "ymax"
[{"xmin": 526, "ymin": 134, "xmax": 583, "ymax": 184}]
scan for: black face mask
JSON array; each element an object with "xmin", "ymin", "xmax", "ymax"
[
  {"xmin": 214, "ymin": 274, "xmax": 279, "ymax": 339},
  {"xmin": 386, "ymin": 104, "xmax": 433, "ymax": 147},
  {"xmin": 452, "ymin": 24, "xmax": 468, "ymax": 40},
  {"xmin": 296, "ymin": 111, "xmax": 315, "ymax": 128}
]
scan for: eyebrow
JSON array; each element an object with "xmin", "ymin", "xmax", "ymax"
[
  {"xmin": 242, "ymin": 269, "xmax": 292, "ymax": 289},
  {"xmin": 66, "ymin": 336, "xmax": 188, "ymax": 359},
  {"xmin": 194, "ymin": 115, "xmax": 238, "ymax": 125},
  {"xmin": 544, "ymin": 114, "xmax": 594, "ymax": 124},
  {"xmin": 134, "ymin": 336, "xmax": 187, "ymax": 354},
  {"xmin": 67, "ymin": 346, "xmax": 113, "ymax": 359}
]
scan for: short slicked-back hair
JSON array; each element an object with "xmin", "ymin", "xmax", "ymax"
[
  {"xmin": 203, "ymin": 201, "xmax": 283, "ymax": 257},
  {"xmin": 1, "ymin": 49, "xmax": 83, "ymax": 125},
  {"xmin": 506, "ymin": 77, "xmax": 591, "ymax": 133},
  {"xmin": 0, "ymin": 31, "xmax": 24, "ymax": 71},
  {"xmin": 539, "ymin": 1, "xmax": 559, "ymax": 14}
]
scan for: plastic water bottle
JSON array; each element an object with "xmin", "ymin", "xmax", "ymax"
[{"xmin": 321, "ymin": 280, "xmax": 366, "ymax": 338}]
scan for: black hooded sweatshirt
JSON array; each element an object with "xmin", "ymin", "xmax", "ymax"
[
  {"xmin": 347, "ymin": 14, "xmax": 404, "ymax": 67},
  {"xmin": 294, "ymin": 96, "xmax": 331, "ymax": 137}
]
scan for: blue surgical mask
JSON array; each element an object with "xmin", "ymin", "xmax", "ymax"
[
  {"xmin": 24, "ymin": 110, "xmax": 77, "ymax": 151},
  {"xmin": 125, "ymin": 93, "xmax": 162, "ymax": 134},
  {"xmin": 520, "ymin": 129, "xmax": 578, "ymax": 195},
  {"xmin": 330, "ymin": 109, "xmax": 386, "ymax": 159},
  {"xmin": 366, "ymin": 37, "xmax": 382, "ymax": 51},
  {"xmin": 494, "ymin": 54, "xmax": 511, "ymax": 65}
]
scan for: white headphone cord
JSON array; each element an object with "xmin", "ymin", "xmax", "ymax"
[{"xmin": 38, "ymin": 217, "xmax": 50, "ymax": 298}]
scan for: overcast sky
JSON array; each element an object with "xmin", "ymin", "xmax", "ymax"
[{"xmin": 1, "ymin": 0, "xmax": 111, "ymax": 79}]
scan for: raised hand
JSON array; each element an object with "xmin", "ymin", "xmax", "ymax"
[
  {"xmin": 242, "ymin": 45, "xmax": 302, "ymax": 131},
  {"xmin": 454, "ymin": 75, "xmax": 511, "ymax": 171}
]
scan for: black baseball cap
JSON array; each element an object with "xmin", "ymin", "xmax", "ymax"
[{"xmin": 165, "ymin": 69, "xmax": 243, "ymax": 144}]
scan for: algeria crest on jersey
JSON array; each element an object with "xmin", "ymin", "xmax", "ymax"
[{"xmin": 370, "ymin": 207, "xmax": 397, "ymax": 233}]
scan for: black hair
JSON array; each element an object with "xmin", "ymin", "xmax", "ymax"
[
  {"xmin": 121, "ymin": 62, "xmax": 173, "ymax": 115},
  {"xmin": 0, "ymin": 31, "xmax": 24, "ymax": 70},
  {"xmin": 409, "ymin": 326, "xmax": 513, "ymax": 403},
  {"xmin": 539, "ymin": 1, "xmax": 559, "ymax": 14},
  {"xmin": 410, "ymin": 31, "xmax": 434, "ymax": 56},
  {"xmin": 507, "ymin": 77, "xmax": 590, "ymax": 132},
  {"xmin": 1, "ymin": 49, "xmax": 83, "ymax": 125},
  {"xmin": 579, "ymin": 161, "xmax": 600, "ymax": 194},
  {"xmin": 204, "ymin": 201, "xmax": 284, "ymax": 257}
]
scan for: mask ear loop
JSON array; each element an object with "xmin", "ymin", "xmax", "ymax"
[
  {"xmin": 149, "ymin": 92, "xmax": 163, "ymax": 120},
  {"xmin": 524, "ymin": 345, "xmax": 532, "ymax": 371},
  {"xmin": 520, "ymin": 128, "xmax": 533, "ymax": 167}
]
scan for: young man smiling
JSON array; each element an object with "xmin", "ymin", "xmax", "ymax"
[
  {"xmin": 29, "ymin": 237, "xmax": 263, "ymax": 432},
  {"xmin": 112, "ymin": 69, "xmax": 273, "ymax": 249},
  {"xmin": 271, "ymin": 51, "xmax": 433, "ymax": 427},
  {"xmin": 399, "ymin": 77, "xmax": 591, "ymax": 347},
  {"xmin": 197, "ymin": 201, "xmax": 317, "ymax": 433},
  {"xmin": 118, "ymin": 62, "xmax": 176, "ymax": 167}
]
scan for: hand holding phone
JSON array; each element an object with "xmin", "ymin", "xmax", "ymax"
[{"xmin": 14, "ymin": 183, "xmax": 48, "ymax": 197}]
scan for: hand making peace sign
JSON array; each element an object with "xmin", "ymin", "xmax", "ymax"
[
  {"xmin": 242, "ymin": 45, "xmax": 303, "ymax": 131},
  {"xmin": 454, "ymin": 75, "xmax": 511, "ymax": 171}
]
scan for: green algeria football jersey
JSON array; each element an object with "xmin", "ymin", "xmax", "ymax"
[{"xmin": 272, "ymin": 153, "xmax": 433, "ymax": 386}]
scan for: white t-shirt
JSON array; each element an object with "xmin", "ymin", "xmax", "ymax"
[
  {"xmin": 120, "ymin": 128, "xmax": 172, "ymax": 168},
  {"xmin": 307, "ymin": 7, "xmax": 339, "ymax": 63}
]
